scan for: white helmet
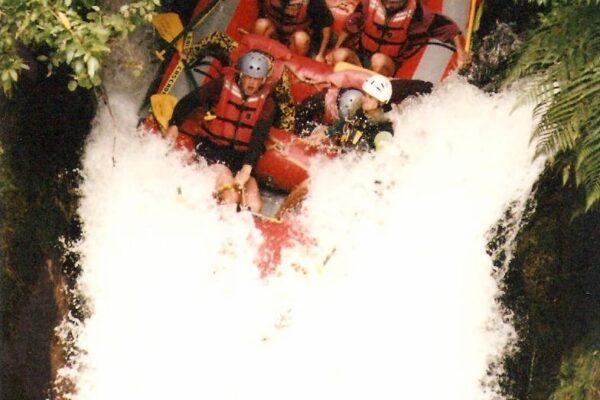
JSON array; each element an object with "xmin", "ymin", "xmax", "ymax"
[
  {"xmin": 362, "ymin": 74, "xmax": 393, "ymax": 103},
  {"xmin": 239, "ymin": 51, "xmax": 271, "ymax": 79},
  {"xmin": 338, "ymin": 89, "xmax": 363, "ymax": 119}
]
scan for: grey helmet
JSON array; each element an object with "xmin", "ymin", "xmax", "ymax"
[
  {"xmin": 338, "ymin": 89, "xmax": 363, "ymax": 119},
  {"xmin": 238, "ymin": 51, "xmax": 271, "ymax": 79}
]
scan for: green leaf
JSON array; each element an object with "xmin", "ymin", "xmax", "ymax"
[
  {"xmin": 67, "ymin": 80, "xmax": 78, "ymax": 91},
  {"xmin": 86, "ymin": 56, "xmax": 99, "ymax": 78},
  {"xmin": 507, "ymin": 4, "xmax": 600, "ymax": 211},
  {"xmin": 66, "ymin": 49, "xmax": 75, "ymax": 63},
  {"xmin": 73, "ymin": 61, "xmax": 84, "ymax": 73}
]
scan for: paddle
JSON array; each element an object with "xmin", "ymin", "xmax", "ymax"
[
  {"xmin": 333, "ymin": 61, "xmax": 375, "ymax": 76},
  {"xmin": 139, "ymin": 2, "xmax": 224, "ymax": 120},
  {"xmin": 151, "ymin": 12, "xmax": 203, "ymax": 91},
  {"xmin": 138, "ymin": 14, "xmax": 182, "ymax": 119},
  {"xmin": 150, "ymin": 94, "xmax": 178, "ymax": 130},
  {"xmin": 465, "ymin": 0, "xmax": 483, "ymax": 54},
  {"xmin": 152, "ymin": 13, "xmax": 185, "ymax": 54}
]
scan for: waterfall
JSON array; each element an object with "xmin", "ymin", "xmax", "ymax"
[{"xmin": 57, "ymin": 76, "xmax": 544, "ymax": 399}]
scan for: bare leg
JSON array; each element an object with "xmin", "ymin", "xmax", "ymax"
[
  {"xmin": 289, "ymin": 30, "xmax": 311, "ymax": 56},
  {"xmin": 325, "ymin": 47, "xmax": 362, "ymax": 66},
  {"xmin": 241, "ymin": 176, "xmax": 263, "ymax": 213},
  {"xmin": 370, "ymin": 53, "xmax": 396, "ymax": 77},
  {"xmin": 275, "ymin": 179, "xmax": 310, "ymax": 219},
  {"xmin": 253, "ymin": 18, "xmax": 277, "ymax": 39}
]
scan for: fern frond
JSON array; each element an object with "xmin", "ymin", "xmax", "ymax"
[
  {"xmin": 533, "ymin": 117, "xmax": 580, "ymax": 158},
  {"xmin": 573, "ymin": 125, "xmax": 600, "ymax": 209},
  {"xmin": 507, "ymin": 3, "xmax": 600, "ymax": 210}
]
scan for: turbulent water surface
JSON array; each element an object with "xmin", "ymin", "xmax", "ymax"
[{"xmin": 60, "ymin": 76, "xmax": 544, "ymax": 399}]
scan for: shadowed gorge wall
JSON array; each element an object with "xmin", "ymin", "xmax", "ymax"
[
  {"xmin": 0, "ymin": 69, "xmax": 96, "ymax": 400},
  {"xmin": 496, "ymin": 168, "xmax": 600, "ymax": 399}
]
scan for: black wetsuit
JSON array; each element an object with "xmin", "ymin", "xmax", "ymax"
[
  {"xmin": 170, "ymin": 77, "xmax": 276, "ymax": 171},
  {"xmin": 327, "ymin": 109, "xmax": 394, "ymax": 151}
]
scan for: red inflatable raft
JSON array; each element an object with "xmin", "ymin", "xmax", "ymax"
[{"xmin": 141, "ymin": 0, "xmax": 482, "ymax": 272}]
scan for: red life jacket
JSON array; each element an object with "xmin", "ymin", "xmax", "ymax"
[
  {"xmin": 264, "ymin": 0, "xmax": 311, "ymax": 35},
  {"xmin": 360, "ymin": 0, "xmax": 416, "ymax": 58},
  {"xmin": 185, "ymin": 74, "xmax": 272, "ymax": 152}
]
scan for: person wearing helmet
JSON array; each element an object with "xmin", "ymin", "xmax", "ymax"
[
  {"xmin": 325, "ymin": 0, "xmax": 469, "ymax": 77},
  {"xmin": 324, "ymin": 74, "xmax": 396, "ymax": 150},
  {"xmin": 253, "ymin": 0, "xmax": 334, "ymax": 62},
  {"xmin": 276, "ymin": 73, "xmax": 431, "ymax": 218},
  {"xmin": 165, "ymin": 50, "xmax": 278, "ymax": 213},
  {"xmin": 296, "ymin": 74, "xmax": 431, "ymax": 145},
  {"xmin": 295, "ymin": 87, "xmax": 363, "ymax": 136}
]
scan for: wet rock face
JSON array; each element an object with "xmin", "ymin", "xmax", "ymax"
[
  {"xmin": 492, "ymin": 168, "xmax": 600, "ymax": 399},
  {"xmin": 465, "ymin": 23, "xmax": 523, "ymax": 92},
  {"xmin": 1, "ymin": 260, "xmax": 62, "ymax": 400},
  {"xmin": 461, "ymin": 0, "xmax": 546, "ymax": 93},
  {"xmin": 0, "ymin": 69, "xmax": 95, "ymax": 400}
]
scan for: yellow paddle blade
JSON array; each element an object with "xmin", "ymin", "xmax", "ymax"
[
  {"xmin": 150, "ymin": 94, "xmax": 178, "ymax": 130},
  {"xmin": 152, "ymin": 13, "xmax": 185, "ymax": 53},
  {"xmin": 333, "ymin": 61, "xmax": 375, "ymax": 75},
  {"xmin": 152, "ymin": 13, "xmax": 184, "ymax": 41}
]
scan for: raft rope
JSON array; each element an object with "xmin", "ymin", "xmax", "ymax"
[
  {"xmin": 214, "ymin": 182, "xmax": 284, "ymax": 223},
  {"xmin": 214, "ymin": 182, "xmax": 249, "ymax": 211},
  {"xmin": 98, "ymin": 85, "xmax": 121, "ymax": 167},
  {"xmin": 215, "ymin": 182, "xmax": 239, "ymax": 196}
]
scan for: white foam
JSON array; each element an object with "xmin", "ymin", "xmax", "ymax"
[{"xmin": 62, "ymin": 76, "xmax": 544, "ymax": 400}]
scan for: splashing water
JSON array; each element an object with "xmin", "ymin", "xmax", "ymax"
[{"xmin": 60, "ymin": 77, "xmax": 544, "ymax": 399}]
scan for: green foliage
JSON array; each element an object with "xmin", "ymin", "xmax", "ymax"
[
  {"xmin": 550, "ymin": 325, "xmax": 600, "ymax": 400},
  {"xmin": 0, "ymin": 0, "xmax": 158, "ymax": 96},
  {"xmin": 506, "ymin": 4, "xmax": 600, "ymax": 211}
]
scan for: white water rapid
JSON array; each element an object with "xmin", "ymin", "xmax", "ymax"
[{"xmin": 60, "ymin": 76, "xmax": 545, "ymax": 399}]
